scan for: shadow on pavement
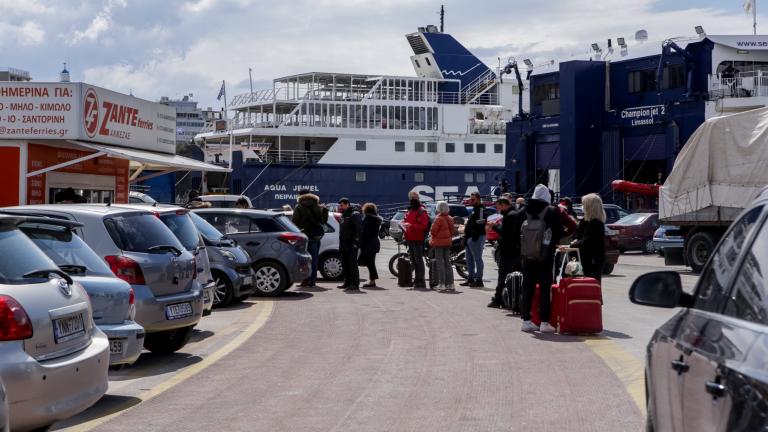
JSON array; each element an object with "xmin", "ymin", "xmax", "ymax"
[
  {"xmin": 109, "ymin": 352, "xmax": 204, "ymax": 381},
  {"xmin": 344, "ymin": 290, "xmax": 367, "ymax": 294},
  {"xmin": 296, "ymin": 286, "xmax": 330, "ymax": 292},
  {"xmin": 598, "ymin": 329, "xmax": 633, "ymax": 339},
  {"xmin": 190, "ymin": 329, "xmax": 215, "ymax": 343},
  {"xmin": 267, "ymin": 291, "xmax": 315, "ymax": 301},
  {"xmin": 532, "ymin": 333, "xmax": 582, "ymax": 343},
  {"xmin": 603, "ymin": 274, "xmax": 626, "ymax": 278},
  {"xmin": 215, "ymin": 301, "xmax": 256, "ymax": 311},
  {"xmin": 52, "ymin": 394, "xmax": 142, "ymax": 429},
  {"xmin": 438, "ymin": 290, "xmax": 463, "ymax": 294},
  {"xmin": 362, "ymin": 286, "xmax": 388, "ymax": 290}
]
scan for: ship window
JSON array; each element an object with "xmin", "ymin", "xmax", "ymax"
[
  {"xmin": 464, "ymin": 173, "xmax": 474, "ymax": 183},
  {"xmin": 414, "ymin": 172, "xmax": 424, "ymax": 182},
  {"xmin": 427, "ymin": 142, "xmax": 437, "ymax": 152},
  {"xmin": 477, "ymin": 173, "xmax": 486, "ymax": 183},
  {"xmin": 415, "ymin": 59, "xmax": 422, "ymax": 68},
  {"xmin": 476, "ymin": 143, "xmax": 486, "ymax": 153},
  {"xmin": 495, "ymin": 143, "xmax": 503, "ymax": 154},
  {"xmin": 532, "ymin": 83, "xmax": 560, "ymax": 106},
  {"xmin": 628, "ymin": 69, "xmax": 657, "ymax": 93},
  {"xmin": 395, "ymin": 141, "xmax": 405, "ymax": 152},
  {"xmin": 415, "ymin": 142, "xmax": 425, "ymax": 152},
  {"xmin": 446, "ymin": 142, "xmax": 455, "ymax": 153},
  {"xmin": 425, "ymin": 58, "xmax": 432, "ymax": 66},
  {"xmin": 356, "ymin": 140, "xmax": 366, "ymax": 151},
  {"xmin": 355, "ymin": 172, "xmax": 367, "ymax": 182},
  {"xmin": 464, "ymin": 143, "xmax": 474, "ymax": 153}
]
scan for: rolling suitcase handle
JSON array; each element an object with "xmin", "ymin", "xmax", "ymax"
[{"xmin": 555, "ymin": 247, "xmax": 582, "ymax": 284}]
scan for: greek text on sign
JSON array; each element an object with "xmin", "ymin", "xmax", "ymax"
[{"xmin": 620, "ymin": 105, "xmax": 666, "ymax": 126}]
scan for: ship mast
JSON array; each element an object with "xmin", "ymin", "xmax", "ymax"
[{"xmin": 440, "ymin": 5, "xmax": 444, "ymax": 32}]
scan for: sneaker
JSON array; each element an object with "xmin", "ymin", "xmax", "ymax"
[
  {"xmin": 521, "ymin": 321, "xmax": 539, "ymax": 333},
  {"xmin": 540, "ymin": 322, "xmax": 556, "ymax": 333},
  {"xmin": 471, "ymin": 280, "xmax": 485, "ymax": 288},
  {"xmin": 487, "ymin": 298, "xmax": 502, "ymax": 308},
  {"xmin": 337, "ymin": 284, "xmax": 349, "ymax": 289},
  {"xmin": 445, "ymin": 284, "xmax": 455, "ymax": 291},
  {"xmin": 460, "ymin": 279, "xmax": 474, "ymax": 287},
  {"xmin": 344, "ymin": 286, "xmax": 361, "ymax": 292}
]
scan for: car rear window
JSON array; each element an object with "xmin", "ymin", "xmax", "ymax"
[
  {"xmin": 189, "ymin": 212, "xmax": 224, "ymax": 243},
  {"xmin": 254, "ymin": 215, "xmax": 301, "ymax": 233},
  {"xmin": 159, "ymin": 213, "xmax": 201, "ymax": 251},
  {"xmin": 21, "ymin": 225, "xmax": 113, "ymax": 276},
  {"xmin": 0, "ymin": 227, "xmax": 61, "ymax": 284},
  {"xmin": 615, "ymin": 214, "xmax": 650, "ymax": 225},
  {"xmin": 276, "ymin": 215, "xmax": 301, "ymax": 233},
  {"xmin": 104, "ymin": 213, "xmax": 185, "ymax": 253}
]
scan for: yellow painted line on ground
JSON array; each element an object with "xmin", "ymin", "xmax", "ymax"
[
  {"xmin": 66, "ymin": 300, "xmax": 275, "ymax": 432},
  {"xmin": 582, "ymin": 336, "xmax": 646, "ymax": 414}
]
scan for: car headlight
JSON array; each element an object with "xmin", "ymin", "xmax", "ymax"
[{"xmin": 219, "ymin": 249, "xmax": 236, "ymax": 261}]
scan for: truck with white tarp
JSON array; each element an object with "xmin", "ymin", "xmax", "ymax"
[{"xmin": 659, "ymin": 106, "xmax": 768, "ymax": 272}]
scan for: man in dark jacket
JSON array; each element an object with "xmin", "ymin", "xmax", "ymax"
[
  {"xmin": 462, "ymin": 192, "xmax": 487, "ymax": 287},
  {"xmin": 488, "ymin": 197, "xmax": 522, "ymax": 308},
  {"xmin": 520, "ymin": 184, "xmax": 564, "ymax": 333},
  {"xmin": 293, "ymin": 189, "xmax": 325, "ymax": 287},
  {"xmin": 337, "ymin": 197, "xmax": 363, "ymax": 291}
]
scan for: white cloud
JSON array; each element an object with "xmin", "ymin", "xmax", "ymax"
[
  {"xmin": 71, "ymin": 0, "xmax": 127, "ymax": 44},
  {"xmin": 0, "ymin": 20, "xmax": 46, "ymax": 47}
]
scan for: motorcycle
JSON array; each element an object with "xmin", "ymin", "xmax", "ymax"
[
  {"xmin": 388, "ymin": 235, "xmax": 468, "ymax": 281},
  {"xmin": 378, "ymin": 219, "xmax": 390, "ymax": 239}
]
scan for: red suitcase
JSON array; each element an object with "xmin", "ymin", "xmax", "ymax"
[
  {"xmin": 531, "ymin": 283, "xmax": 559, "ymax": 327},
  {"xmin": 551, "ymin": 248, "xmax": 602, "ymax": 334}
]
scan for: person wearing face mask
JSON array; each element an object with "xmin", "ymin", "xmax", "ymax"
[
  {"xmin": 402, "ymin": 191, "xmax": 429, "ymax": 289},
  {"xmin": 462, "ymin": 192, "xmax": 487, "ymax": 288}
]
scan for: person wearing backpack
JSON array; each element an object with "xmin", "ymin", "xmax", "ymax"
[
  {"xmin": 462, "ymin": 192, "xmax": 488, "ymax": 288},
  {"xmin": 520, "ymin": 184, "xmax": 564, "ymax": 333},
  {"xmin": 293, "ymin": 189, "xmax": 326, "ymax": 288},
  {"xmin": 403, "ymin": 193, "xmax": 430, "ymax": 288}
]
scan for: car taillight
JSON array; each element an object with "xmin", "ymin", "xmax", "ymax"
[
  {"xmin": 105, "ymin": 255, "xmax": 146, "ymax": 285},
  {"xmin": 127, "ymin": 288, "xmax": 136, "ymax": 321},
  {"xmin": 0, "ymin": 295, "xmax": 33, "ymax": 341},
  {"xmin": 278, "ymin": 232, "xmax": 304, "ymax": 246}
]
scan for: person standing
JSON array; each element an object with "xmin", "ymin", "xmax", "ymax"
[
  {"xmin": 337, "ymin": 198, "xmax": 363, "ymax": 291},
  {"xmin": 403, "ymin": 193, "xmax": 430, "ymax": 289},
  {"xmin": 462, "ymin": 192, "xmax": 487, "ymax": 288},
  {"xmin": 360, "ymin": 203, "xmax": 382, "ymax": 288},
  {"xmin": 293, "ymin": 189, "xmax": 325, "ymax": 287},
  {"xmin": 570, "ymin": 193, "xmax": 606, "ymax": 281},
  {"xmin": 488, "ymin": 197, "xmax": 521, "ymax": 307},
  {"xmin": 429, "ymin": 201, "xmax": 457, "ymax": 291},
  {"xmin": 236, "ymin": 197, "xmax": 251, "ymax": 209},
  {"xmin": 520, "ymin": 184, "xmax": 564, "ymax": 333}
]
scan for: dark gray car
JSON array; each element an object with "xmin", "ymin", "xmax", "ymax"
[
  {"xmin": 193, "ymin": 209, "xmax": 311, "ymax": 296},
  {"xmin": 189, "ymin": 212, "xmax": 256, "ymax": 307}
]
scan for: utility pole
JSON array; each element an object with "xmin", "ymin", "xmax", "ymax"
[
  {"xmin": 754, "ymin": 0, "xmax": 758, "ymax": 35},
  {"xmin": 440, "ymin": 5, "xmax": 444, "ymax": 32}
]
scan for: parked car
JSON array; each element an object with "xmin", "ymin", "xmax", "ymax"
[
  {"xmin": 389, "ymin": 210, "xmax": 406, "ymax": 242},
  {"xmin": 607, "ymin": 213, "xmax": 659, "ymax": 253},
  {"xmin": 17, "ymin": 217, "xmax": 144, "ymax": 367},
  {"xmin": 4, "ymin": 205, "xmax": 204, "ymax": 355},
  {"xmin": 189, "ymin": 212, "xmax": 256, "ymax": 306},
  {"xmin": 0, "ymin": 215, "xmax": 109, "ymax": 431},
  {"xmin": 199, "ymin": 195, "xmax": 253, "ymax": 208},
  {"xmin": 128, "ymin": 191, "xmax": 157, "ymax": 205},
  {"xmin": 0, "ymin": 377, "xmax": 7, "ymax": 432},
  {"xmin": 193, "ymin": 209, "xmax": 311, "ymax": 295},
  {"xmin": 629, "ymin": 187, "xmax": 768, "ymax": 431},
  {"xmin": 652, "ymin": 225, "xmax": 684, "ymax": 256},
  {"xmin": 573, "ymin": 203, "xmax": 629, "ymax": 224}
]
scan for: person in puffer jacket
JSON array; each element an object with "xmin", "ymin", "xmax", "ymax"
[
  {"xmin": 403, "ymin": 193, "xmax": 429, "ymax": 288},
  {"xmin": 429, "ymin": 201, "xmax": 457, "ymax": 290},
  {"xmin": 293, "ymin": 189, "xmax": 326, "ymax": 287}
]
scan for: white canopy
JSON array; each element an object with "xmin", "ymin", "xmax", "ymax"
[
  {"xmin": 659, "ymin": 107, "xmax": 768, "ymax": 223},
  {"xmin": 71, "ymin": 141, "xmax": 230, "ymax": 173}
]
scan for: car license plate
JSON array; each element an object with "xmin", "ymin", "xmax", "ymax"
[
  {"xmin": 242, "ymin": 276, "xmax": 252, "ymax": 286},
  {"xmin": 109, "ymin": 339, "xmax": 125, "ymax": 355},
  {"xmin": 165, "ymin": 302, "xmax": 193, "ymax": 320},
  {"xmin": 53, "ymin": 313, "xmax": 85, "ymax": 343}
]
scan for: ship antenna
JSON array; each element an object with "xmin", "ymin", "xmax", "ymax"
[{"xmin": 440, "ymin": 5, "xmax": 444, "ymax": 32}]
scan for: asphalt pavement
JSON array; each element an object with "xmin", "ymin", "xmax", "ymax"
[{"xmin": 54, "ymin": 241, "xmax": 698, "ymax": 432}]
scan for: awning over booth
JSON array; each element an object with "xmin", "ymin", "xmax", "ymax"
[{"xmin": 70, "ymin": 141, "xmax": 230, "ymax": 172}]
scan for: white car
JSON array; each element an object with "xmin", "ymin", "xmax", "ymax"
[
  {"xmin": 199, "ymin": 195, "xmax": 253, "ymax": 208},
  {"xmin": 128, "ymin": 191, "xmax": 157, "ymax": 204}
]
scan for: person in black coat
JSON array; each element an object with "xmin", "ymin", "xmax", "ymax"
[
  {"xmin": 570, "ymin": 193, "xmax": 606, "ymax": 281},
  {"xmin": 337, "ymin": 197, "xmax": 363, "ymax": 291},
  {"xmin": 488, "ymin": 197, "xmax": 522, "ymax": 308},
  {"xmin": 360, "ymin": 203, "xmax": 382, "ymax": 287}
]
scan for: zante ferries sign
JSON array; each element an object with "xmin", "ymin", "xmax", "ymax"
[{"xmin": 0, "ymin": 82, "xmax": 176, "ymax": 154}]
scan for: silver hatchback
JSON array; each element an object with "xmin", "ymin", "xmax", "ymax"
[
  {"xmin": 17, "ymin": 217, "xmax": 145, "ymax": 367},
  {"xmin": 0, "ymin": 215, "xmax": 109, "ymax": 431},
  {"xmin": 5, "ymin": 205, "xmax": 204, "ymax": 355}
]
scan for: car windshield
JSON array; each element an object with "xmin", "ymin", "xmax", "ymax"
[
  {"xmin": 615, "ymin": 213, "xmax": 651, "ymax": 225},
  {"xmin": 21, "ymin": 224, "xmax": 113, "ymax": 276},
  {"xmin": 104, "ymin": 213, "xmax": 185, "ymax": 253},
  {"xmin": 189, "ymin": 212, "xmax": 224, "ymax": 243},
  {"xmin": 275, "ymin": 215, "xmax": 301, "ymax": 233},
  {"xmin": 159, "ymin": 213, "xmax": 201, "ymax": 251},
  {"xmin": 0, "ymin": 226, "xmax": 61, "ymax": 284}
]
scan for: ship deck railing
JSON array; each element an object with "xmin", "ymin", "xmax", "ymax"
[
  {"xmin": 243, "ymin": 149, "xmax": 327, "ymax": 165},
  {"xmin": 708, "ymin": 70, "xmax": 768, "ymax": 100}
]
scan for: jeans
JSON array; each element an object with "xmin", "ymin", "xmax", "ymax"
[
  {"xmin": 306, "ymin": 238, "xmax": 321, "ymax": 284},
  {"xmin": 407, "ymin": 241, "xmax": 426, "ymax": 286},
  {"xmin": 465, "ymin": 236, "xmax": 485, "ymax": 281},
  {"xmin": 521, "ymin": 259, "xmax": 554, "ymax": 323},
  {"xmin": 433, "ymin": 247, "xmax": 453, "ymax": 287},
  {"xmin": 341, "ymin": 247, "xmax": 360, "ymax": 287}
]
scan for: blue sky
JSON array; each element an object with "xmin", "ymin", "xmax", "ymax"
[{"xmin": 0, "ymin": 0, "xmax": 760, "ymax": 109}]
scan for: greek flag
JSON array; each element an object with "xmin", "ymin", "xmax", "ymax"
[{"xmin": 217, "ymin": 81, "xmax": 225, "ymax": 101}]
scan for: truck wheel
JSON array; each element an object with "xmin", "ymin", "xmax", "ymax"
[{"xmin": 686, "ymin": 232, "xmax": 717, "ymax": 273}]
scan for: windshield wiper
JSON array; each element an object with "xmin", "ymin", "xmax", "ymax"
[
  {"xmin": 147, "ymin": 245, "xmax": 182, "ymax": 256},
  {"xmin": 23, "ymin": 268, "xmax": 74, "ymax": 285},
  {"xmin": 58, "ymin": 264, "xmax": 87, "ymax": 275}
]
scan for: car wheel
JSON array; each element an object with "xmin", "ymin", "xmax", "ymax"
[
  {"xmin": 602, "ymin": 263, "xmax": 614, "ymax": 275},
  {"xmin": 212, "ymin": 272, "xmax": 234, "ymax": 308},
  {"xmin": 388, "ymin": 252, "xmax": 408, "ymax": 277},
  {"xmin": 252, "ymin": 261, "xmax": 289, "ymax": 296},
  {"xmin": 143, "ymin": 326, "xmax": 194, "ymax": 355},
  {"xmin": 642, "ymin": 238, "xmax": 655, "ymax": 254},
  {"xmin": 319, "ymin": 252, "xmax": 344, "ymax": 281},
  {"xmin": 686, "ymin": 231, "xmax": 717, "ymax": 273}
]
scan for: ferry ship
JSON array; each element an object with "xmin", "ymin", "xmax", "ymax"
[{"xmin": 195, "ymin": 25, "xmax": 522, "ymax": 212}]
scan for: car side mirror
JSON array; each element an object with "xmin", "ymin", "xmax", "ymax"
[{"xmin": 629, "ymin": 271, "xmax": 684, "ymax": 308}]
